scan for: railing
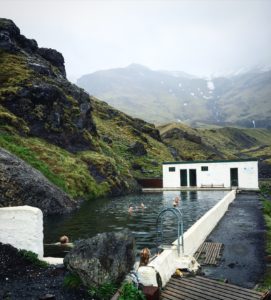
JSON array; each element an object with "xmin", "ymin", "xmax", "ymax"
[{"xmin": 156, "ymin": 207, "xmax": 184, "ymax": 256}]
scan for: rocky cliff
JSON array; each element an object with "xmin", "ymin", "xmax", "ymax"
[
  {"xmin": 0, "ymin": 18, "xmax": 173, "ymax": 214},
  {"xmin": 0, "ymin": 18, "xmax": 97, "ymax": 152}
]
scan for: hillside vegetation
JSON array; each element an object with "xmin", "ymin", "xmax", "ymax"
[
  {"xmin": 159, "ymin": 122, "xmax": 271, "ymax": 177},
  {"xmin": 0, "ymin": 18, "xmax": 173, "ymax": 211}
]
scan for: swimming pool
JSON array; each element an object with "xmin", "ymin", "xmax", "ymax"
[{"xmin": 44, "ymin": 190, "xmax": 227, "ymax": 257}]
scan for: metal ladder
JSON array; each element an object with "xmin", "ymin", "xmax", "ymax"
[{"xmin": 156, "ymin": 207, "xmax": 184, "ymax": 256}]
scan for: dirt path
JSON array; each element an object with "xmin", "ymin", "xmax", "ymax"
[{"xmin": 202, "ymin": 191, "xmax": 266, "ymax": 288}]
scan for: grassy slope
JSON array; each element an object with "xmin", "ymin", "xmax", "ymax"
[
  {"xmin": 91, "ymin": 97, "xmax": 174, "ymax": 178},
  {"xmin": 0, "ymin": 46, "xmax": 174, "ymax": 200},
  {"xmin": 159, "ymin": 122, "xmax": 271, "ymax": 163}
]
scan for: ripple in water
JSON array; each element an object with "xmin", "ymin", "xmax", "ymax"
[{"xmin": 44, "ymin": 190, "xmax": 227, "ymax": 257}]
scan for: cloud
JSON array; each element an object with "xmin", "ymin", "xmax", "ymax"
[{"xmin": 1, "ymin": 0, "xmax": 271, "ymax": 79}]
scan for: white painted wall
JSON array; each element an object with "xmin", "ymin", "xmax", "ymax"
[
  {"xmin": 139, "ymin": 190, "xmax": 236, "ymax": 287},
  {"xmin": 163, "ymin": 160, "xmax": 258, "ymax": 189},
  {"xmin": 0, "ymin": 206, "xmax": 43, "ymax": 257}
]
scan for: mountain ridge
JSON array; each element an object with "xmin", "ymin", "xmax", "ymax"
[{"xmin": 77, "ymin": 64, "xmax": 271, "ymax": 128}]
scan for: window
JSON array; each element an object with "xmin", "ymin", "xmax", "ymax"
[
  {"xmin": 201, "ymin": 166, "xmax": 208, "ymax": 171},
  {"xmin": 169, "ymin": 167, "xmax": 175, "ymax": 172}
]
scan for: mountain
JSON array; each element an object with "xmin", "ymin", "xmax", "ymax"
[
  {"xmin": 0, "ymin": 19, "xmax": 173, "ymax": 213},
  {"xmin": 77, "ymin": 64, "xmax": 271, "ymax": 128}
]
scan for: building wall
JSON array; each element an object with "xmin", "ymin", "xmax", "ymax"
[
  {"xmin": 0, "ymin": 206, "xmax": 43, "ymax": 257},
  {"xmin": 163, "ymin": 160, "xmax": 258, "ymax": 189}
]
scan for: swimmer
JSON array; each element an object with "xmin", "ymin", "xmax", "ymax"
[
  {"xmin": 174, "ymin": 196, "xmax": 180, "ymax": 204},
  {"xmin": 44, "ymin": 235, "xmax": 74, "ymax": 248},
  {"xmin": 128, "ymin": 204, "xmax": 133, "ymax": 214},
  {"xmin": 60, "ymin": 235, "xmax": 69, "ymax": 244}
]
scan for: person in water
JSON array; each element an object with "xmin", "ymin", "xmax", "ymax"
[
  {"xmin": 59, "ymin": 235, "xmax": 69, "ymax": 244},
  {"xmin": 58, "ymin": 235, "xmax": 74, "ymax": 248},
  {"xmin": 173, "ymin": 196, "xmax": 180, "ymax": 207},
  {"xmin": 128, "ymin": 205, "xmax": 133, "ymax": 214}
]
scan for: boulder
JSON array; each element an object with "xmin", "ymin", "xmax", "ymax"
[
  {"xmin": 128, "ymin": 141, "xmax": 147, "ymax": 156},
  {"xmin": 64, "ymin": 230, "xmax": 136, "ymax": 287},
  {"xmin": 0, "ymin": 147, "xmax": 78, "ymax": 215}
]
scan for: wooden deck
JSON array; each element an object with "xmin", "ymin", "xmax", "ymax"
[
  {"xmin": 194, "ymin": 242, "xmax": 223, "ymax": 266},
  {"xmin": 161, "ymin": 276, "xmax": 264, "ymax": 300}
]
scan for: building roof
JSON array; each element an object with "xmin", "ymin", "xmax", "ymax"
[{"xmin": 163, "ymin": 158, "xmax": 258, "ymax": 165}]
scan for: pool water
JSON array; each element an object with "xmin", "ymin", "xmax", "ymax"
[{"xmin": 44, "ymin": 190, "xmax": 227, "ymax": 257}]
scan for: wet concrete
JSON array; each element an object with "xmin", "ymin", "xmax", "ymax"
[{"xmin": 202, "ymin": 191, "xmax": 266, "ymax": 289}]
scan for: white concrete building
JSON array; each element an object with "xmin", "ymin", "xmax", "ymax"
[{"xmin": 163, "ymin": 159, "xmax": 258, "ymax": 189}]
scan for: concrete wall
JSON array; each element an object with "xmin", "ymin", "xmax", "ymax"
[
  {"xmin": 173, "ymin": 189, "xmax": 236, "ymax": 255},
  {"xmin": 141, "ymin": 190, "xmax": 236, "ymax": 287},
  {"xmin": 163, "ymin": 160, "xmax": 258, "ymax": 189},
  {"xmin": 0, "ymin": 206, "xmax": 43, "ymax": 257}
]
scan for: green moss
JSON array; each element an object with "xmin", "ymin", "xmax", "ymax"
[
  {"xmin": 0, "ymin": 133, "xmax": 110, "ymax": 199},
  {"xmin": 0, "ymin": 105, "xmax": 30, "ymax": 134},
  {"xmin": 0, "ymin": 50, "xmax": 32, "ymax": 88},
  {"xmin": 19, "ymin": 250, "xmax": 48, "ymax": 268}
]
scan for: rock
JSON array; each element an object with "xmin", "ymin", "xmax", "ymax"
[
  {"xmin": 102, "ymin": 135, "xmax": 113, "ymax": 144},
  {"xmin": 128, "ymin": 141, "xmax": 147, "ymax": 156},
  {"xmin": 132, "ymin": 163, "xmax": 143, "ymax": 171},
  {"xmin": 0, "ymin": 147, "xmax": 78, "ymax": 215},
  {"xmin": 64, "ymin": 230, "xmax": 136, "ymax": 287},
  {"xmin": 38, "ymin": 48, "xmax": 66, "ymax": 77}
]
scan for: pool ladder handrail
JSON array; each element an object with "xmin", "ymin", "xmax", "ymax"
[{"xmin": 156, "ymin": 207, "xmax": 184, "ymax": 256}]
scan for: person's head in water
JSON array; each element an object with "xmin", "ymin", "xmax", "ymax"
[
  {"xmin": 59, "ymin": 235, "xmax": 69, "ymax": 244},
  {"xmin": 128, "ymin": 204, "xmax": 133, "ymax": 213}
]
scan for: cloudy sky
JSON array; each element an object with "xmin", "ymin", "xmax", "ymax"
[{"xmin": 1, "ymin": 0, "xmax": 271, "ymax": 81}]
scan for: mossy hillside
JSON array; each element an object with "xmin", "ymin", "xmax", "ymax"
[
  {"xmin": 0, "ymin": 133, "xmax": 110, "ymax": 199},
  {"xmin": 91, "ymin": 97, "xmax": 174, "ymax": 178},
  {"xmin": 0, "ymin": 45, "xmax": 97, "ymax": 152},
  {"xmin": 159, "ymin": 122, "xmax": 271, "ymax": 163}
]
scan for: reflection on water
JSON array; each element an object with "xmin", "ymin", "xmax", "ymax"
[{"xmin": 44, "ymin": 191, "xmax": 227, "ymax": 257}]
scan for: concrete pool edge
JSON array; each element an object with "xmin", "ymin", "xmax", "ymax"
[{"xmin": 139, "ymin": 190, "xmax": 236, "ymax": 287}]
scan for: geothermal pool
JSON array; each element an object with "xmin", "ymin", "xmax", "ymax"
[{"xmin": 44, "ymin": 190, "xmax": 227, "ymax": 257}]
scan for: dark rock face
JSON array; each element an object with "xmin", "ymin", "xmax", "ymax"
[
  {"xmin": 128, "ymin": 141, "xmax": 147, "ymax": 156},
  {"xmin": 38, "ymin": 48, "xmax": 66, "ymax": 77},
  {"xmin": 0, "ymin": 148, "xmax": 77, "ymax": 215},
  {"xmin": 0, "ymin": 18, "xmax": 97, "ymax": 152},
  {"xmin": 64, "ymin": 230, "xmax": 136, "ymax": 287}
]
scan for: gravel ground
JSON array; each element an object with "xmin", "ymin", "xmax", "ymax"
[
  {"xmin": 202, "ymin": 191, "xmax": 266, "ymax": 288},
  {"xmin": 0, "ymin": 243, "xmax": 89, "ymax": 300}
]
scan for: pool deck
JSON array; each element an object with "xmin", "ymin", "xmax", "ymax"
[{"xmin": 201, "ymin": 190, "xmax": 265, "ymax": 289}]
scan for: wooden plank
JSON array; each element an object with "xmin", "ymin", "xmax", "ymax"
[
  {"xmin": 191, "ymin": 276, "xmax": 263, "ymax": 298},
  {"xmin": 167, "ymin": 279, "xmax": 238, "ymax": 300},
  {"xmin": 173, "ymin": 277, "xmax": 260, "ymax": 300},
  {"xmin": 165, "ymin": 284, "xmax": 214, "ymax": 300},
  {"xmin": 194, "ymin": 276, "xmax": 263, "ymax": 296},
  {"xmin": 196, "ymin": 242, "xmax": 223, "ymax": 265},
  {"xmin": 169, "ymin": 277, "xmax": 250, "ymax": 300}
]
